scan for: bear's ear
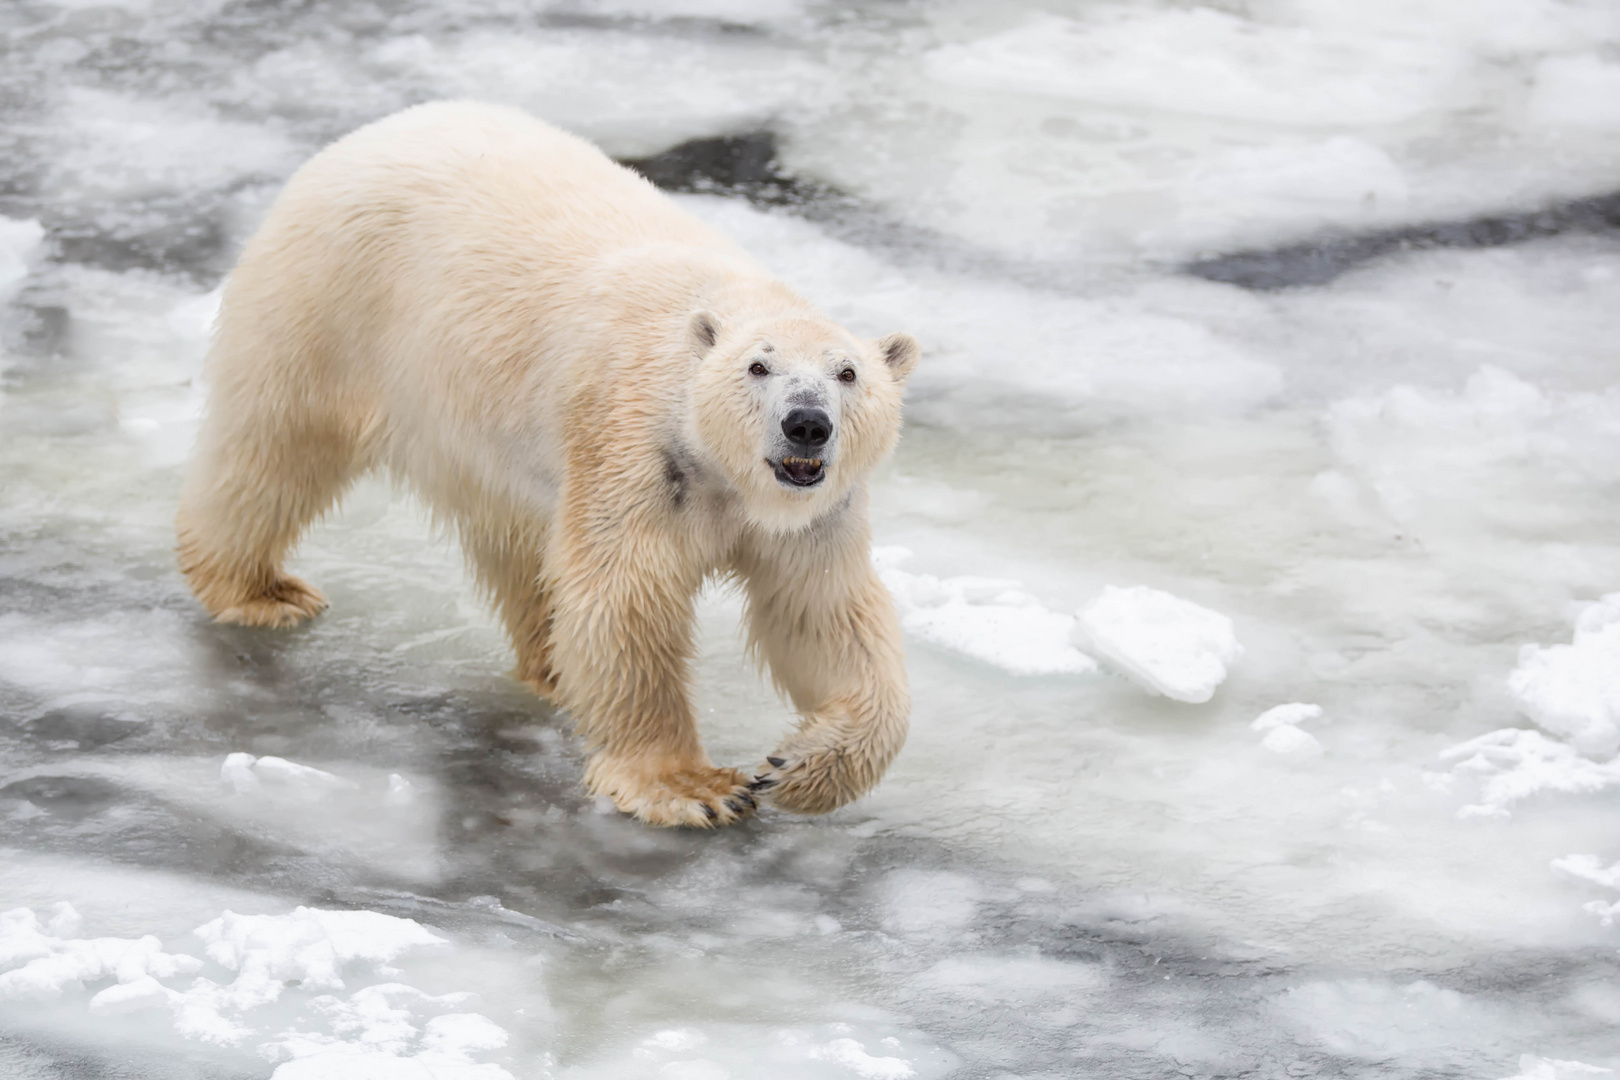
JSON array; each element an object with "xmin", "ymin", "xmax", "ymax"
[
  {"xmin": 876, "ymin": 332, "xmax": 921, "ymax": 384},
  {"xmin": 689, "ymin": 311, "xmax": 720, "ymax": 353}
]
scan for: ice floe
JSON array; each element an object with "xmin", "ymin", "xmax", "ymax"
[
  {"xmin": 1072, "ymin": 585, "xmax": 1241, "ymax": 703},
  {"xmin": 873, "ymin": 547, "xmax": 1095, "ymax": 676}
]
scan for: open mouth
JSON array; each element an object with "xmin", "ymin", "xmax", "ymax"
[{"xmin": 772, "ymin": 456, "xmax": 825, "ymax": 488}]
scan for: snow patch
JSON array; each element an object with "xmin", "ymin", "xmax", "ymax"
[
  {"xmin": 1508, "ymin": 593, "xmax": 1620, "ymax": 757},
  {"xmin": 0, "ymin": 903, "xmax": 512, "ymax": 1074},
  {"xmin": 874, "ymin": 547, "xmax": 1096, "ymax": 676},
  {"xmin": 0, "ymin": 903, "xmax": 201, "ymax": 1002},
  {"xmin": 1073, "ymin": 586, "xmax": 1241, "ymax": 703}
]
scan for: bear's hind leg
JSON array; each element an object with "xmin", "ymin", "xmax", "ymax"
[
  {"xmin": 177, "ymin": 417, "xmax": 360, "ymax": 628},
  {"xmin": 461, "ymin": 520, "xmax": 560, "ymax": 700}
]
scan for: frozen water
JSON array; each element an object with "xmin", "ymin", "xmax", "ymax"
[{"xmin": 2, "ymin": 0, "xmax": 1620, "ymax": 1077}]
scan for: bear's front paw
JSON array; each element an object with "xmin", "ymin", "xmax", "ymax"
[
  {"xmin": 585, "ymin": 756, "xmax": 757, "ymax": 828},
  {"xmin": 751, "ymin": 744, "xmax": 874, "ymax": 816},
  {"xmin": 214, "ymin": 574, "xmax": 328, "ymax": 628}
]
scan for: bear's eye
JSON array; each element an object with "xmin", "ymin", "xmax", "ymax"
[
  {"xmin": 838, "ymin": 368, "xmax": 857, "ymax": 383},
  {"xmin": 748, "ymin": 362, "xmax": 769, "ymax": 377}
]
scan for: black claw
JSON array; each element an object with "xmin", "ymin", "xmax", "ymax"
[
  {"xmin": 724, "ymin": 798, "xmax": 746, "ymax": 814},
  {"xmin": 749, "ymin": 777, "xmax": 778, "ymax": 791},
  {"xmin": 767, "ymin": 756, "xmax": 786, "ymax": 768},
  {"xmin": 739, "ymin": 792, "xmax": 757, "ymax": 809},
  {"xmin": 701, "ymin": 803, "xmax": 717, "ymax": 820}
]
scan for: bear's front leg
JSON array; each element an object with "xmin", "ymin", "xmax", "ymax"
[
  {"xmin": 739, "ymin": 530, "xmax": 909, "ymax": 815},
  {"xmin": 548, "ymin": 512, "xmax": 757, "ymax": 828}
]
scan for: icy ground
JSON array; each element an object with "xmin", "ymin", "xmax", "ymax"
[{"xmin": 3, "ymin": 1, "xmax": 1620, "ymax": 1077}]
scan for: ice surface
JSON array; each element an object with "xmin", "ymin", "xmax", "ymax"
[
  {"xmin": 1072, "ymin": 585, "xmax": 1241, "ymax": 702},
  {"xmin": 3, "ymin": 0, "xmax": 1620, "ymax": 1076}
]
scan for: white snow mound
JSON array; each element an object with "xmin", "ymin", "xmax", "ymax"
[
  {"xmin": 1072, "ymin": 585, "xmax": 1241, "ymax": 703},
  {"xmin": 1507, "ymin": 593, "xmax": 1620, "ymax": 757}
]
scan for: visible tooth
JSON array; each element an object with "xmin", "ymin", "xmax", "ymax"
[{"xmin": 810, "ymin": 459, "xmax": 821, "ymax": 467}]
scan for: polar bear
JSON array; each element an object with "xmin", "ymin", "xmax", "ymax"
[{"xmin": 175, "ymin": 102, "xmax": 920, "ymax": 827}]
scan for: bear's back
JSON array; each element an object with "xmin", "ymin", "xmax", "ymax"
[{"xmin": 270, "ymin": 101, "xmax": 736, "ymax": 270}]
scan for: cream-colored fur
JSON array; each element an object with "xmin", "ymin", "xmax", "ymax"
[{"xmin": 176, "ymin": 101, "xmax": 920, "ymax": 827}]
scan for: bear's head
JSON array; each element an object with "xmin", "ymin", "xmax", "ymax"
[{"xmin": 687, "ymin": 308, "xmax": 920, "ymax": 533}]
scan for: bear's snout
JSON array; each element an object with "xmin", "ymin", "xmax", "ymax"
[{"xmin": 781, "ymin": 407, "xmax": 831, "ymax": 452}]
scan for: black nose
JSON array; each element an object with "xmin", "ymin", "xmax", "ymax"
[{"xmin": 782, "ymin": 407, "xmax": 831, "ymax": 451}]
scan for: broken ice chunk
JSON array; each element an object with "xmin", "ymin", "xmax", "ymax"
[
  {"xmin": 1072, "ymin": 585, "xmax": 1241, "ymax": 703},
  {"xmin": 1260, "ymin": 724, "xmax": 1324, "ymax": 757},
  {"xmin": 1251, "ymin": 703, "xmax": 1324, "ymax": 731},
  {"xmin": 219, "ymin": 753, "xmax": 357, "ymax": 795}
]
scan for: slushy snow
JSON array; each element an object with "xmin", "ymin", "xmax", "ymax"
[
  {"xmin": 0, "ymin": 903, "xmax": 513, "ymax": 1075},
  {"xmin": 1072, "ymin": 585, "xmax": 1241, "ymax": 702}
]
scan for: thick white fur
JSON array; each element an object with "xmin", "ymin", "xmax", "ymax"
[{"xmin": 176, "ymin": 101, "xmax": 921, "ymax": 827}]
